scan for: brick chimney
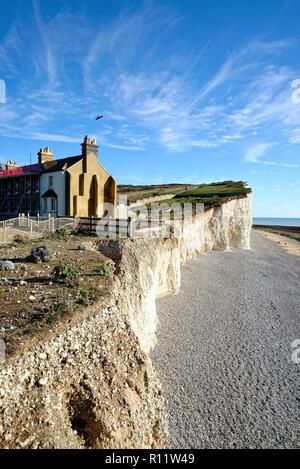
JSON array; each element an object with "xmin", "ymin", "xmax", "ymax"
[
  {"xmin": 38, "ymin": 147, "xmax": 53, "ymax": 164},
  {"xmin": 5, "ymin": 160, "xmax": 18, "ymax": 170},
  {"xmin": 81, "ymin": 135, "xmax": 98, "ymax": 172}
]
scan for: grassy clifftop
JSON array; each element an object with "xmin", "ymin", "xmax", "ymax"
[
  {"xmin": 118, "ymin": 183, "xmax": 196, "ymax": 203},
  {"xmin": 118, "ymin": 181, "xmax": 251, "ymax": 209}
]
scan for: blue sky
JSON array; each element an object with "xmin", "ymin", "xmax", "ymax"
[{"xmin": 0, "ymin": 0, "xmax": 300, "ymax": 217}]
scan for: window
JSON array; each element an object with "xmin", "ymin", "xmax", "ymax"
[
  {"xmin": 49, "ymin": 176, "xmax": 53, "ymax": 188},
  {"xmin": 79, "ymin": 174, "xmax": 84, "ymax": 195},
  {"xmin": 50, "ymin": 197, "xmax": 57, "ymax": 211},
  {"xmin": 44, "ymin": 198, "xmax": 47, "ymax": 212}
]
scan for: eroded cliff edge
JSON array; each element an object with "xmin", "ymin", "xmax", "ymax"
[{"xmin": 0, "ymin": 195, "xmax": 252, "ymax": 448}]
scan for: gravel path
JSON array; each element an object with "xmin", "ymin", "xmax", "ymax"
[{"xmin": 151, "ymin": 231, "xmax": 300, "ymax": 449}]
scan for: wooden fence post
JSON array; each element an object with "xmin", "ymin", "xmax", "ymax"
[{"xmin": 128, "ymin": 217, "xmax": 133, "ymax": 238}]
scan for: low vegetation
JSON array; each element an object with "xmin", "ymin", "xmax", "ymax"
[
  {"xmin": 173, "ymin": 181, "xmax": 251, "ymax": 198},
  {"xmin": 118, "ymin": 184, "xmax": 197, "ymax": 203},
  {"xmin": 46, "ymin": 301, "xmax": 69, "ymax": 324},
  {"xmin": 47, "ymin": 227, "xmax": 72, "ymax": 241},
  {"xmin": 52, "ymin": 260, "xmax": 80, "ymax": 285},
  {"xmin": 119, "ymin": 181, "xmax": 251, "ymax": 210},
  {"xmin": 96, "ymin": 261, "xmax": 111, "ymax": 277},
  {"xmin": 254, "ymin": 226, "xmax": 300, "ymax": 243},
  {"xmin": 0, "ymin": 233, "xmax": 113, "ymax": 355},
  {"xmin": 13, "ymin": 234, "xmax": 29, "ymax": 245},
  {"xmin": 75, "ymin": 287, "xmax": 103, "ymax": 305}
]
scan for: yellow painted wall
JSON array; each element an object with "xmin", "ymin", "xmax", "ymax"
[{"xmin": 67, "ymin": 153, "xmax": 116, "ymax": 218}]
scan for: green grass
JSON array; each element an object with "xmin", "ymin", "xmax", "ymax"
[
  {"xmin": 147, "ymin": 181, "xmax": 251, "ymax": 212},
  {"xmin": 147, "ymin": 196, "xmax": 234, "ymax": 214},
  {"xmin": 75, "ymin": 287, "xmax": 104, "ymax": 305},
  {"xmin": 119, "ymin": 181, "xmax": 251, "ymax": 207},
  {"xmin": 118, "ymin": 184, "xmax": 197, "ymax": 203},
  {"xmin": 161, "ymin": 195, "xmax": 233, "ymax": 207},
  {"xmin": 52, "ymin": 260, "xmax": 80, "ymax": 285},
  {"xmin": 47, "ymin": 227, "xmax": 71, "ymax": 241},
  {"xmin": 46, "ymin": 302, "xmax": 69, "ymax": 324},
  {"xmin": 173, "ymin": 181, "xmax": 251, "ymax": 199},
  {"xmin": 95, "ymin": 261, "xmax": 111, "ymax": 277}
]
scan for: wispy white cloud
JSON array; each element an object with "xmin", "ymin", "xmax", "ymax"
[
  {"xmin": 263, "ymin": 161, "xmax": 299, "ymax": 168},
  {"xmin": 32, "ymin": 0, "xmax": 57, "ymax": 87},
  {"xmin": 245, "ymin": 142, "xmax": 299, "ymax": 167},
  {"xmin": 90, "ymin": 35, "xmax": 300, "ymax": 152},
  {"xmin": 0, "ymin": 2, "xmax": 300, "ymax": 159},
  {"xmin": 245, "ymin": 143, "xmax": 274, "ymax": 162},
  {"xmin": 0, "ymin": 24, "xmax": 21, "ymax": 75}
]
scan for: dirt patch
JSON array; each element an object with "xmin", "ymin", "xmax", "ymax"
[
  {"xmin": 68, "ymin": 383, "xmax": 109, "ymax": 448},
  {"xmin": 0, "ymin": 234, "xmax": 113, "ymax": 355}
]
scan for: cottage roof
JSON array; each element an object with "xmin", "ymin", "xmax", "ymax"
[
  {"xmin": 0, "ymin": 155, "xmax": 82, "ymax": 178},
  {"xmin": 41, "ymin": 155, "xmax": 82, "ymax": 173}
]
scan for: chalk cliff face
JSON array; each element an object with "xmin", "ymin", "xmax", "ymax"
[
  {"xmin": 0, "ymin": 304, "xmax": 166, "ymax": 449},
  {"xmin": 98, "ymin": 194, "xmax": 252, "ymax": 352},
  {"xmin": 98, "ymin": 238, "xmax": 181, "ymax": 355},
  {"xmin": 181, "ymin": 194, "xmax": 252, "ymax": 261},
  {"xmin": 0, "ymin": 195, "xmax": 252, "ymax": 449}
]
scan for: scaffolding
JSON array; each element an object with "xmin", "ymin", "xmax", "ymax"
[{"xmin": 0, "ymin": 173, "xmax": 40, "ymax": 218}]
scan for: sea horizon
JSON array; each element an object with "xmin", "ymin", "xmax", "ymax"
[{"xmin": 253, "ymin": 217, "xmax": 300, "ymax": 227}]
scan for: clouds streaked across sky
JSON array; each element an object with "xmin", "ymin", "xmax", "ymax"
[{"xmin": 0, "ymin": 0, "xmax": 300, "ymax": 216}]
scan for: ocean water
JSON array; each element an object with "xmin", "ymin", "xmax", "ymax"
[{"xmin": 253, "ymin": 218, "xmax": 300, "ymax": 227}]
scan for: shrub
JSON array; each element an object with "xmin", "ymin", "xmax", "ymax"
[
  {"xmin": 52, "ymin": 261, "xmax": 80, "ymax": 284},
  {"xmin": 49, "ymin": 302, "xmax": 68, "ymax": 314},
  {"xmin": 14, "ymin": 234, "xmax": 28, "ymax": 244},
  {"xmin": 75, "ymin": 287, "xmax": 102, "ymax": 305},
  {"xmin": 33, "ymin": 400, "xmax": 45, "ymax": 412},
  {"xmin": 49, "ymin": 227, "xmax": 71, "ymax": 241},
  {"xmin": 46, "ymin": 302, "xmax": 69, "ymax": 324},
  {"xmin": 75, "ymin": 289, "xmax": 89, "ymax": 305},
  {"xmin": 96, "ymin": 261, "xmax": 111, "ymax": 277}
]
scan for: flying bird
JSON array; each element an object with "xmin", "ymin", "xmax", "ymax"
[{"xmin": 95, "ymin": 115, "xmax": 103, "ymax": 120}]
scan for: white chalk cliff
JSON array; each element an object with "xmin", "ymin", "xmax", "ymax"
[{"xmin": 0, "ymin": 195, "xmax": 252, "ymax": 448}]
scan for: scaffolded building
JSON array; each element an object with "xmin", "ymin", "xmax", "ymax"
[
  {"xmin": 0, "ymin": 136, "xmax": 117, "ymax": 220},
  {"xmin": 0, "ymin": 163, "xmax": 41, "ymax": 218}
]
